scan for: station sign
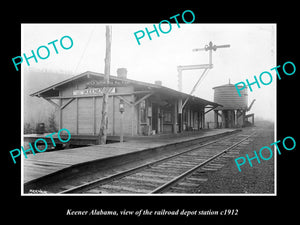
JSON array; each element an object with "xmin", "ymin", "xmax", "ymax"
[
  {"xmin": 73, "ymin": 80, "xmax": 128, "ymax": 96},
  {"xmin": 73, "ymin": 88, "xmax": 106, "ymax": 96}
]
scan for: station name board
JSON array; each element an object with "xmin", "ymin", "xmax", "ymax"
[{"xmin": 73, "ymin": 88, "xmax": 107, "ymax": 96}]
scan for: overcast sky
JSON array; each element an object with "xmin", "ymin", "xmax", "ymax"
[{"xmin": 22, "ymin": 23, "xmax": 276, "ymax": 121}]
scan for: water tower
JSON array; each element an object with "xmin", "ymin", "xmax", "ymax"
[{"xmin": 212, "ymin": 82, "xmax": 255, "ymax": 128}]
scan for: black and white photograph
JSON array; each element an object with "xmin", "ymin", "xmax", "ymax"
[
  {"xmin": 4, "ymin": 5, "xmax": 298, "ymax": 224},
  {"xmin": 21, "ymin": 23, "xmax": 276, "ymax": 195}
]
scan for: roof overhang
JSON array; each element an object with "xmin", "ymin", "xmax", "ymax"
[{"xmin": 30, "ymin": 71, "xmax": 221, "ymax": 108}]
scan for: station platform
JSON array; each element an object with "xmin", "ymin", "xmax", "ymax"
[{"xmin": 23, "ymin": 129, "xmax": 237, "ymax": 185}]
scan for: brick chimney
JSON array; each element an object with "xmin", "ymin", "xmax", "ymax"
[{"xmin": 117, "ymin": 68, "xmax": 127, "ymax": 79}]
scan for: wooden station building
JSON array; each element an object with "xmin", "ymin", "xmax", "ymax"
[{"xmin": 30, "ymin": 69, "xmax": 221, "ymax": 140}]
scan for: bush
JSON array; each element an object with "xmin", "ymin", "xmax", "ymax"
[
  {"xmin": 47, "ymin": 111, "xmax": 58, "ymax": 132},
  {"xmin": 24, "ymin": 122, "xmax": 35, "ymax": 134}
]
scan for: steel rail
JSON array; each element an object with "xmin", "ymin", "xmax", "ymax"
[
  {"xmin": 59, "ymin": 132, "xmax": 242, "ymax": 194},
  {"xmin": 150, "ymin": 131, "xmax": 256, "ymax": 194}
]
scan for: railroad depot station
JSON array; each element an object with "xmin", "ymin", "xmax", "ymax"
[
  {"xmin": 30, "ymin": 69, "xmax": 222, "ymax": 142},
  {"xmin": 30, "ymin": 68, "xmax": 255, "ymax": 141}
]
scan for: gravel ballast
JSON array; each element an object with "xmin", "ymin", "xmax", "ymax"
[{"xmin": 195, "ymin": 125, "xmax": 275, "ymax": 194}]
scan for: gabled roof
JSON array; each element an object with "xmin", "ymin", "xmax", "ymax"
[{"xmin": 30, "ymin": 71, "xmax": 221, "ymax": 107}]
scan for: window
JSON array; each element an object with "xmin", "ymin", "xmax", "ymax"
[{"xmin": 163, "ymin": 111, "xmax": 172, "ymax": 123}]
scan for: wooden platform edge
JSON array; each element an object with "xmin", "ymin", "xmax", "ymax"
[{"xmin": 23, "ymin": 129, "xmax": 241, "ymax": 192}]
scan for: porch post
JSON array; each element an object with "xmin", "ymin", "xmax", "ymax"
[
  {"xmin": 178, "ymin": 98, "xmax": 183, "ymax": 133},
  {"xmin": 173, "ymin": 100, "xmax": 177, "ymax": 134},
  {"xmin": 214, "ymin": 110, "xmax": 218, "ymax": 128},
  {"xmin": 202, "ymin": 109, "xmax": 205, "ymax": 129}
]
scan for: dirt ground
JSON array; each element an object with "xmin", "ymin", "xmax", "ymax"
[{"xmin": 196, "ymin": 123, "xmax": 275, "ymax": 194}]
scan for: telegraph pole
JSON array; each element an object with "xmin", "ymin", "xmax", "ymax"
[
  {"xmin": 178, "ymin": 41, "xmax": 230, "ymax": 95},
  {"xmin": 177, "ymin": 41, "xmax": 230, "ymax": 131},
  {"xmin": 192, "ymin": 41, "xmax": 230, "ymax": 65},
  {"xmin": 99, "ymin": 25, "xmax": 112, "ymax": 144}
]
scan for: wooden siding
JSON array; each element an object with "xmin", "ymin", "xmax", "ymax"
[
  {"xmin": 60, "ymin": 94, "xmax": 138, "ymax": 137},
  {"xmin": 55, "ymin": 77, "xmax": 209, "ymax": 137},
  {"xmin": 95, "ymin": 96, "xmax": 115, "ymax": 136},
  {"xmin": 214, "ymin": 85, "xmax": 248, "ymax": 109},
  {"xmin": 112, "ymin": 95, "xmax": 135, "ymax": 136},
  {"xmin": 62, "ymin": 99, "xmax": 76, "ymax": 133},
  {"xmin": 60, "ymin": 82, "xmax": 75, "ymax": 96},
  {"xmin": 78, "ymin": 98, "xmax": 94, "ymax": 134}
]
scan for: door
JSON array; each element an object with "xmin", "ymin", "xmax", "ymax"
[{"xmin": 152, "ymin": 104, "xmax": 158, "ymax": 134}]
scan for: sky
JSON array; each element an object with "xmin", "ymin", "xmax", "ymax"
[{"xmin": 22, "ymin": 23, "xmax": 276, "ymax": 122}]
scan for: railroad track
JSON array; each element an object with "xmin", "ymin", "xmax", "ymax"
[{"xmin": 59, "ymin": 130, "xmax": 256, "ymax": 194}]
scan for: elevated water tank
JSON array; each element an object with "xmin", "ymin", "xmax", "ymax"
[{"xmin": 213, "ymin": 83, "xmax": 248, "ymax": 110}]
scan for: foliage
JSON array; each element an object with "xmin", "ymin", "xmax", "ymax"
[{"xmin": 47, "ymin": 111, "xmax": 58, "ymax": 132}]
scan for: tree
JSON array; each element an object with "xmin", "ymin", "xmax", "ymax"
[{"xmin": 47, "ymin": 111, "xmax": 58, "ymax": 132}]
